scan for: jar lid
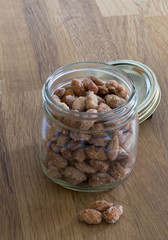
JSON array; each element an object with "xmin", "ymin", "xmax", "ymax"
[{"xmin": 107, "ymin": 60, "xmax": 161, "ymax": 123}]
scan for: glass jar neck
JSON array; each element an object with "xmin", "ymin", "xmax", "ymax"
[{"xmin": 42, "ymin": 62, "xmax": 138, "ymax": 131}]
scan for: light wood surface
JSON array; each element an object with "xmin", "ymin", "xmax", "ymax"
[{"xmin": 0, "ymin": 0, "xmax": 168, "ymax": 239}]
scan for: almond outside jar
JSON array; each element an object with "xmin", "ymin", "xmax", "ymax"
[{"xmin": 41, "ymin": 62, "xmax": 139, "ymax": 192}]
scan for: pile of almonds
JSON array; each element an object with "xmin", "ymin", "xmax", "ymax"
[
  {"xmin": 53, "ymin": 75, "xmax": 127, "ymax": 113},
  {"xmin": 78, "ymin": 200, "xmax": 123, "ymax": 224},
  {"xmin": 43, "ymin": 75, "xmax": 135, "ymax": 187}
]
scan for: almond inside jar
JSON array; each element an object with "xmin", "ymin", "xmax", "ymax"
[{"xmin": 42, "ymin": 75, "xmax": 136, "ymax": 188}]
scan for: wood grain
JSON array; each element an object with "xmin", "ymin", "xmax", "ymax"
[
  {"xmin": 95, "ymin": 0, "xmax": 168, "ymax": 17},
  {"xmin": 0, "ymin": 0, "xmax": 168, "ymax": 239}
]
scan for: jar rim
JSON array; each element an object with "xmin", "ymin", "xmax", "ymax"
[{"xmin": 42, "ymin": 61, "xmax": 137, "ymax": 125}]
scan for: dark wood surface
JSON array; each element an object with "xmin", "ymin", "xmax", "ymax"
[{"xmin": 0, "ymin": 0, "xmax": 168, "ymax": 239}]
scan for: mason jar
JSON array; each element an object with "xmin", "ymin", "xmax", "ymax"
[{"xmin": 41, "ymin": 62, "xmax": 139, "ymax": 192}]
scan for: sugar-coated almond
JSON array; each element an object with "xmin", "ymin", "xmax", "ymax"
[{"xmin": 78, "ymin": 209, "xmax": 102, "ymax": 224}]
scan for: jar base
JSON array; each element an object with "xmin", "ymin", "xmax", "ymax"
[{"xmin": 42, "ymin": 165, "xmax": 131, "ymax": 192}]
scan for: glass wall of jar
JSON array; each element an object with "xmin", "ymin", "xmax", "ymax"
[{"xmin": 41, "ymin": 62, "xmax": 139, "ymax": 192}]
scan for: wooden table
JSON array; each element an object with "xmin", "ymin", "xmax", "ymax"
[{"xmin": 1, "ymin": 0, "xmax": 168, "ymax": 239}]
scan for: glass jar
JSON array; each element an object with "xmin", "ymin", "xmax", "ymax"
[{"xmin": 41, "ymin": 62, "xmax": 139, "ymax": 192}]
